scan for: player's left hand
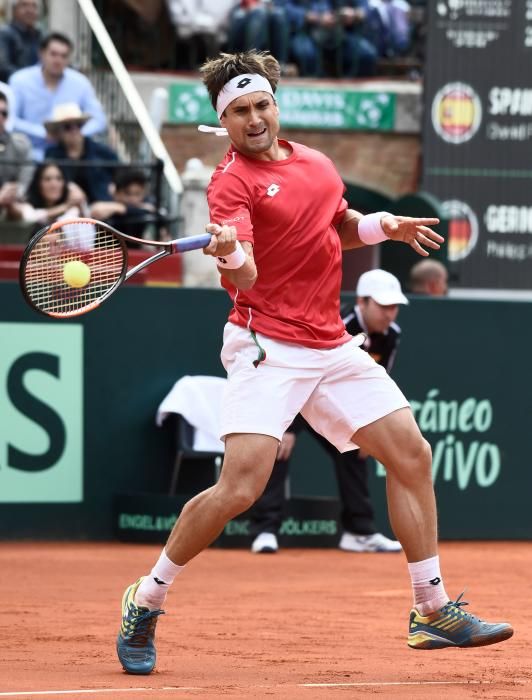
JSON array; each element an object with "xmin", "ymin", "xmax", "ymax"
[{"xmin": 381, "ymin": 215, "xmax": 443, "ymax": 256}]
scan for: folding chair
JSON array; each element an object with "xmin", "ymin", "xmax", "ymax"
[{"xmin": 169, "ymin": 414, "xmax": 223, "ymax": 495}]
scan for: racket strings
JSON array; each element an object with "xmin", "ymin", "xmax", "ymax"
[{"xmin": 24, "ymin": 223, "xmax": 125, "ymax": 316}]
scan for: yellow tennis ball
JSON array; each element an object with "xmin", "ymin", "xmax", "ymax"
[{"xmin": 63, "ymin": 260, "xmax": 91, "ymax": 288}]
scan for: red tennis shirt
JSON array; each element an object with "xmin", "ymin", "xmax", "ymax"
[{"xmin": 207, "ymin": 139, "xmax": 351, "ymax": 349}]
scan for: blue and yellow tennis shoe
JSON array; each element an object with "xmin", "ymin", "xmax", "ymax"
[
  {"xmin": 408, "ymin": 592, "xmax": 513, "ymax": 649},
  {"xmin": 116, "ymin": 577, "xmax": 165, "ymax": 674}
]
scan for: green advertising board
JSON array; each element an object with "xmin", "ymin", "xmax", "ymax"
[
  {"xmin": 0, "ymin": 322, "xmax": 83, "ymax": 503},
  {"xmin": 168, "ymin": 81, "xmax": 396, "ymax": 131},
  {"xmin": 1, "ymin": 283, "xmax": 531, "ymax": 540}
]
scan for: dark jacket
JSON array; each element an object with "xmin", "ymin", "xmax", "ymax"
[
  {"xmin": 341, "ymin": 302, "xmax": 401, "ymax": 372},
  {"xmin": 45, "ymin": 137, "xmax": 119, "ymax": 203},
  {"xmin": 0, "ymin": 21, "xmax": 41, "ymax": 82}
]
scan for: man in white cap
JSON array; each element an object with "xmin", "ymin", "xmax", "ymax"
[
  {"xmin": 250, "ymin": 269, "xmax": 409, "ymax": 555},
  {"xmin": 116, "ymin": 49, "xmax": 512, "ymax": 675}
]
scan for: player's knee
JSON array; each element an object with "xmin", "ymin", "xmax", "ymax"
[
  {"xmin": 392, "ymin": 437, "xmax": 432, "ymax": 484},
  {"xmin": 219, "ymin": 483, "xmax": 259, "ymax": 518},
  {"xmin": 409, "ymin": 437, "xmax": 432, "ymax": 481}
]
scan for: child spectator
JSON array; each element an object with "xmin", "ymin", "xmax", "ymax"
[{"xmin": 90, "ymin": 168, "xmax": 158, "ymax": 246}]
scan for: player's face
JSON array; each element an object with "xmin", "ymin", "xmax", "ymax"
[
  {"xmin": 221, "ymin": 92, "xmax": 280, "ymax": 159},
  {"xmin": 359, "ymin": 298, "xmax": 399, "ymax": 334}
]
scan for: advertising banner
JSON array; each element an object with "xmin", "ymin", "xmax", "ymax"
[
  {"xmin": 422, "ymin": 0, "xmax": 532, "ymax": 288},
  {"xmin": 168, "ymin": 81, "xmax": 396, "ymax": 131},
  {"xmin": 0, "ymin": 322, "xmax": 83, "ymax": 503},
  {"xmin": 1, "ymin": 286, "xmax": 531, "ymax": 540}
]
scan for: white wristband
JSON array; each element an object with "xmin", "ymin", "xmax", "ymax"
[
  {"xmin": 216, "ymin": 240, "xmax": 247, "ymax": 269},
  {"xmin": 358, "ymin": 212, "xmax": 391, "ymax": 245}
]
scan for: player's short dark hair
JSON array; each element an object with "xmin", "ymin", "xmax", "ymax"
[
  {"xmin": 40, "ymin": 32, "xmax": 73, "ymax": 52},
  {"xmin": 114, "ymin": 168, "xmax": 148, "ymax": 192},
  {"xmin": 0, "ymin": 91, "xmax": 7, "ymax": 103},
  {"xmin": 200, "ymin": 50, "xmax": 280, "ymax": 111}
]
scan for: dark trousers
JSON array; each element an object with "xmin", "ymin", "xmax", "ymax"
[{"xmin": 249, "ymin": 423, "xmax": 377, "ymax": 537}]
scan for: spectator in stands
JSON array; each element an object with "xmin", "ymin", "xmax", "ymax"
[
  {"xmin": 166, "ymin": 0, "xmax": 238, "ymax": 69},
  {"xmin": 90, "ymin": 168, "xmax": 158, "ymax": 245},
  {"xmin": 8, "ymin": 161, "xmax": 88, "ymax": 230},
  {"xmin": 0, "ymin": 0, "xmax": 42, "ymax": 82},
  {"xmin": 408, "ymin": 259, "xmax": 448, "ymax": 296},
  {"xmin": 227, "ymin": 1, "xmax": 290, "ymax": 73},
  {"xmin": 0, "ymin": 88, "xmax": 34, "ymax": 217},
  {"xmin": 9, "ymin": 32, "xmax": 107, "ymax": 161},
  {"xmin": 366, "ymin": 0, "xmax": 411, "ymax": 59},
  {"xmin": 283, "ymin": 0, "xmax": 376, "ymax": 77},
  {"xmin": 44, "ymin": 103, "xmax": 119, "ymax": 203}
]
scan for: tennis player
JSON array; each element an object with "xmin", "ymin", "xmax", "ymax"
[{"xmin": 116, "ymin": 50, "xmax": 513, "ymax": 674}]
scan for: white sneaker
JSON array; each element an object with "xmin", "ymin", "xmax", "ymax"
[
  {"xmin": 251, "ymin": 532, "xmax": 279, "ymax": 553},
  {"xmin": 338, "ymin": 532, "xmax": 402, "ymax": 553}
]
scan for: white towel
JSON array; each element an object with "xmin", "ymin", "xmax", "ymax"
[{"xmin": 156, "ymin": 375, "xmax": 227, "ymax": 452}]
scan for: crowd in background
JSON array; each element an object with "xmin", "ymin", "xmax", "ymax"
[
  {"xmin": 0, "ymin": 0, "xmax": 427, "ymax": 241},
  {"xmin": 0, "ymin": 0, "xmax": 163, "ymax": 239},
  {"xmin": 105, "ymin": 0, "xmax": 427, "ymax": 79}
]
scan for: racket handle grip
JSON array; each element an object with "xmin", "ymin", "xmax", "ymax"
[{"xmin": 174, "ymin": 233, "xmax": 212, "ymax": 252}]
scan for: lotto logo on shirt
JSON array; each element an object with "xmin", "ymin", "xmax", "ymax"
[
  {"xmin": 432, "ymin": 82, "xmax": 482, "ymax": 144},
  {"xmin": 266, "ymin": 184, "xmax": 280, "ymax": 197}
]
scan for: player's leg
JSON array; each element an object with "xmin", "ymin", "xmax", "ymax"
[
  {"xmin": 117, "ymin": 324, "xmax": 322, "ymax": 673},
  {"xmin": 117, "ymin": 432, "xmax": 279, "ymax": 674},
  {"xmin": 164, "ymin": 433, "xmax": 279, "ymax": 564},
  {"xmin": 353, "ymin": 408, "xmax": 436, "ymax": 563},
  {"xmin": 303, "ymin": 340, "xmax": 513, "ymax": 650},
  {"xmin": 354, "ymin": 409, "xmax": 512, "ymax": 649}
]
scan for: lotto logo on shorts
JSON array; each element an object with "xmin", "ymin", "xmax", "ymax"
[{"xmin": 0, "ymin": 323, "xmax": 83, "ymax": 503}]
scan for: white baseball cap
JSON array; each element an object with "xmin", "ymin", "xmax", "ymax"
[{"xmin": 356, "ymin": 269, "xmax": 409, "ymax": 306}]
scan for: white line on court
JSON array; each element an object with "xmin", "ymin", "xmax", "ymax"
[
  {"xmin": 0, "ymin": 689, "xmax": 202, "ymax": 698},
  {"xmin": 0, "ymin": 680, "xmax": 499, "ymax": 697},
  {"xmin": 301, "ymin": 680, "xmax": 492, "ymax": 688}
]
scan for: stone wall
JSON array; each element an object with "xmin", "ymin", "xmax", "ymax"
[{"xmin": 162, "ymin": 126, "xmax": 421, "ymax": 198}]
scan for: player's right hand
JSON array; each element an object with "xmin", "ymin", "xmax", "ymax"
[{"xmin": 203, "ymin": 223, "xmax": 237, "ymax": 257}]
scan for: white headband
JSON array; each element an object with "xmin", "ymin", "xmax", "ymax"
[{"xmin": 216, "ymin": 73, "xmax": 274, "ymax": 118}]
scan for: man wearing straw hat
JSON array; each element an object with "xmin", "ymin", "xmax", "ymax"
[{"xmin": 44, "ymin": 102, "xmax": 118, "ymax": 203}]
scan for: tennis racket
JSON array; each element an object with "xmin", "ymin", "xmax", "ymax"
[{"xmin": 19, "ymin": 217, "xmax": 212, "ymax": 318}]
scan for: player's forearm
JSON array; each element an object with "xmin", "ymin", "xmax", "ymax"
[{"xmin": 337, "ymin": 209, "xmax": 366, "ymax": 250}]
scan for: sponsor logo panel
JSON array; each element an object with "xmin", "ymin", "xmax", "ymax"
[{"xmin": 0, "ymin": 323, "xmax": 83, "ymax": 503}]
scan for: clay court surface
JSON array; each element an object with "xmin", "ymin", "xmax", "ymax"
[{"xmin": 1, "ymin": 542, "xmax": 530, "ymax": 700}]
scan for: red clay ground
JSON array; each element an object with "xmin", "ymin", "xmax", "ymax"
[{"xmin": 0, "ymin": 542, "xmax": 530, "ymax": 699}]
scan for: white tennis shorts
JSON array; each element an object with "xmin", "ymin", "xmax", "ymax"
[{"xmin": 219, "ymin": 323, "xmax": 409, "ymax": 452}]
